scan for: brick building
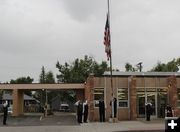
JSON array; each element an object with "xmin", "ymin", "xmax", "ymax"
[{"xmin": 85, "ymin": 72, "xmax": 180, "ymax": 121}]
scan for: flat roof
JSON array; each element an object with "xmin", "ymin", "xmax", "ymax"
[
  {"xmin": 0, "ymin": 83, "xmax": 85, "ymax": 90},
  {"xmin": 103, "ymin": 71, "xmax": 180, "ymax": 77}
]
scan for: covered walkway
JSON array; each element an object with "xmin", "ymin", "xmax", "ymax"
[{"xmin": 0, "ymin": 83, "xmax": 85, "ymax": 116}]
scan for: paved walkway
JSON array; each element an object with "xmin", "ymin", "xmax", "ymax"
[
  {"xmin": 0, "ymin": 120, "xmax": 164, "ymax": 132},
  {"xmin": 0, "ymin": 112, "xmax": 165, "ymax": 131}
]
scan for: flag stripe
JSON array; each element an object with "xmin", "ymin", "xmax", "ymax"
[{"xmin": 104, "ymin": 14, "xmax": 111, "ymax": 60}]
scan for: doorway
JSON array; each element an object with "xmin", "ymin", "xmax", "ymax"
[
  {"xmin": 157, "ymin": 88, "xmax": 167, "ymax": 118},
  {"xmin": 137, "ymin": 88, "xmax": 168, "ymax": 118},
  {"xmin": 137, "ymin": 88, "xmax": 156, "ymax": 118},
  {"xmin": 146, "ymin": 92, "xmax": 156, "ymax": 117}
]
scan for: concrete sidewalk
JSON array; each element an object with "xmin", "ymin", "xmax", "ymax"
[{"xmin": 0, "ymin": 121, "xmax": 164, "ymax": 132}]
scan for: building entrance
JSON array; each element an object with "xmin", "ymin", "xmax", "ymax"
[{"xmin": 137, "ymin": 88, "xmax": 167, "ymax": 118}]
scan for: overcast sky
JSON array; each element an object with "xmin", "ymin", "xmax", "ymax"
[{"xmin": 0, "ymin": 0, "xmax": 180, "ymax": 83}]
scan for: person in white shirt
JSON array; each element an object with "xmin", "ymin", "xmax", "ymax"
[
  {"xmin": 3, "ymin": 100, "xmax": 8, "ymax": 125},
  {"xmin": 145, "ymin": 101, "xmax": 152, "ymax": 121},
  {"xmin": 75, "ymin": 100, "xmax": 83, "ymax": 123}
]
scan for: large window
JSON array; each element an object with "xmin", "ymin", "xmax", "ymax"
[
  {"xmin": 178, "ymin": 88, "xmax": 180, "ymax": 107},
  {"xmin": 94, "ymin": 87, "xmax": 104, "ymax": 107},
  {"xmin": 117, "ymin": 88, "xmax": 129, "ymax": 108}
]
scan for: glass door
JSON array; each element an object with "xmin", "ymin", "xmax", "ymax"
[
  {"xmin": 146, "ymin": 92, "xmax": 156, "ymax": 117},
  {"xmin": 137, "ymin": 95, "xmax": 145, "ymax": 117},
  {"xmin": 157, "ymin": 88, "xmax": 167, "ymax": 118},
  {"xmin": 137, "ymin": 88, "xmax": 145, "ymax": 118}
]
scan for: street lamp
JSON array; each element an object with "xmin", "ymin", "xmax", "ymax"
[
  {"xmin": 42, "ymin": 89, "xmax": 48, "ymax": 117},
  {"xmin": 137, "ymin": 62, "xmax": 143, "ymax": 72}
]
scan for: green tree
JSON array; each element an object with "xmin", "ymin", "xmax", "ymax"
[
  {"xmin": 10, "ymin": 76, "xmax": 34, "ymax": 96},
  {"xmin": 125, "ymin": 62, "xmax": 136, "ymax": 72},
  {"xmin": 151, "ymin": 58, "xmax": 180, "ymax": 72},
  {"xmin": 56, "ymin": 55, "xmax": 108, "ymax": 83},
  {"xmin": 37, "ymin": 66, "xmax": 56, "ymax": 105},
  {"xmin": 39, "ymin": 66, "xmax": 46, "ymax": 83},
  {"xmin": 125, "ymin": 62, "xmax": 137, "ymax": 72},
  {"xmin": 10, "ymin": 76, "xmax": 34, "ymax": 84}
]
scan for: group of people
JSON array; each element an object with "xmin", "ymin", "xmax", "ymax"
[
  {"xmin": 75, "ymin": 100, "xmax": 88, "ymax": 123},
  {"xmin": 98, "ymin": 97, "xmax": 117, "ymax": 122},
  {"xmin": 1, "ymin": 98, "xmax": 176, "ymax": 125}
]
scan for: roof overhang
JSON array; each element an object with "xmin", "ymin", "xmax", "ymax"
[{"xmin": 0, "ymin": 83, "xmax": 85, "ymax": 90}]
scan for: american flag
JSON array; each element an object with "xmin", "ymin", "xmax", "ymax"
[{"xmin": 104, "ymin": 14, "xmax": 111, "ymax": 61}]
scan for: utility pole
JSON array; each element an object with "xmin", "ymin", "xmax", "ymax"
[{"xmin": 137, "ymin": 62, "xmax": 143, "ymax": 72}]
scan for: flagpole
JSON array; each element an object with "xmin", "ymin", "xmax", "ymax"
[{"xmin": 107, "ymin": 0, "xmax": 114, "ymax": 119}]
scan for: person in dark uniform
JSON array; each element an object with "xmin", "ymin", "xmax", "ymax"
[
  {"xmin": 145, "ymin": 101, "xmax": 152, "ymax": 121},
  {"xmin": 99, "ymin": 99, "xmax": 105, "ymax": 122},
  {"xmin": 113, "ymin": 98, "xmax": 117, "ymax": 118},
  {"xmin": 3, "ymin": 100, "xmax": 8, "ymax": 125},
  {"xmin": 83, "ymin": 100, "xmax": 88, "ymax": 123},
  {"xmin": 76, "ymin": 100, "xmax": 83, "ymax": 123},
  {"xmin": 166, "ymin": 104, "xmax": 174, "ymax": 117}
]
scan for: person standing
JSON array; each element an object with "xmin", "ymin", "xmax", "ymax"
[
  {"xmin": 165, "ymin": 104, "xmax": 174, "ymax": 117},
  {"xmin": 3, "ymin": 100, "xmax": 8, "ymax": 125},
  {"xmin": 99, "ymin": 99, "xmax": 105, "ymax": 122},
  {"xmin": 145, "ymin": 101, "xmax": 152, "ymax": 121},
  {"xmin": 83, "ymin": 100, "xmax": 88, "ymax": 123},
  {"xmin": 113, "ymin": 98, "xmax": 117, "ymax": 118},
  {"xmin": 75, "ymin": 100, "xmax": 83, "ymax": 123},
  {"xmin": 110, "ymin": 97, "xmax": 117, "ymax": 118}
]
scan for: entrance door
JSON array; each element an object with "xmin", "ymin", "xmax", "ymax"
[
  {"xmin": 137, "ymin": 95, "xmax": 145, "ymax": 117},
  {"xmin": 157, "ymin": 89, "xmax": 167, "ymax": 118},
  {"xmin": 137, "ymin": 91, "xmax": 157, "ymax": 118},
  {"xmin": 146, "ymin": 92, "xmax": 156, "ymax": 117}
]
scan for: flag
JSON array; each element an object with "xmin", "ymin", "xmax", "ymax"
[{"xmin": 104, "ymin": 13, "xmax": 111, "ymax": 60}]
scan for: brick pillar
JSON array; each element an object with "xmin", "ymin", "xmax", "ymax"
[
  {"xmin": 129, "ymin": 76, "xmax": 137, "ymax": 120},
  {"xmin": 167, "ymin": 76, "xmax": 178, "ymax": 116},
  {"xmin": 12, "ymin": 89, "xmax": 24, "ymax": 116},
  {"xmin": 75, "ymin": 89, "xmax": 85, "ymax": 101},
  {"xmin": 85, "ymin": 74, "xmax": 94, "ymax": 122}
]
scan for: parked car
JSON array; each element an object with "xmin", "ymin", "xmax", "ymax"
[
  {"xmin": 59, "ymin": 104, "xmax": 70, "ymax": 112},
  {"xmin": 8, "ymin": 106, "xmax": 13, "ymax": 114}
]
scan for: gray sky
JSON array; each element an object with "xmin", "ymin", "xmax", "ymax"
[{"xmin": 0, "ymin": 0, "xmax": 180, "ymax": 82}]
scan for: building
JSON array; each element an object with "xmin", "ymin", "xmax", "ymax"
[
  {"xmin": 0, "ymin": 72, "xmax": 180, "ymax": 122},
  {"xmin": 85, "ymin": 72, "xmax": 180, "ymax": 121}
]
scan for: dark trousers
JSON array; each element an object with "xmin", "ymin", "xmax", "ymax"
[
  {"xmin": 146, "ymin": 114, "xmax": 150, "ymax": 121},
  {"xmin": 99, "ymin": 110, "xmax": 105, "ymax": 122},
  {"xmin": 77, "ymin": 112, "xmax": 82, "ymax": 123},
  {"xmin": 3, "ymin": 115, "xmax": 7, "ymax": 125},
  {"xmin": 83, "ymin": 112, "xmax": 88, "ymax": 122}
]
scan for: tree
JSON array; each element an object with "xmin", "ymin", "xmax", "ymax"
[
  {"xmin": 125, "ymin": 62, "xmax": 136, "ymax": 72},
  {"xmin": 10, "ymin": 76, "xmax": 34, "ymax": 84},
  {"xmin": 39, "ymin": 66, "xmax": 46, "ymax": 83},
  {"xmin": 10, "ymin": 76, "xmax": 34, "ymax": 96},
  {"xmin": 56, "ymin": 55, "xmax": 108, "ymax": 83},
  {"xmin": 45, "ymin": 71, "xmax": 55, "ymax": 84},
  {"xmin": 151, "ymin": 58, "xmax": 180, "ymax": 72},
  {"xmin": 36, "ymin": 66, "xmax": 57, "ymax": 106}
]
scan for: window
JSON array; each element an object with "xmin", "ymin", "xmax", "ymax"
[
  {"xmin": 178, "ymin": 88, "xmax": 180, "ymax": 107},
  {"xmin": 94, "ymin": 87, "xmax": 104, "ymax": 107},
  {"xmin": 118, "ymin": 88, "xmax": 128, "ymax": 107}
]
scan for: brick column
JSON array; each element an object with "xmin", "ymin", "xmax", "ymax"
[
  {"xmin": 75, "ymin": 89, "xmax": 85, "ymax": 101},
  {"xmin": 85, "ymin": 74, "xmax": 94, "ymax": 121},
  {"xmin": 129, "ymin": 76, "xmax": 137, "ymax": 120},
  {"xmin": 167, "ymin": 76, "xmax": 178, "ymax": 116},
  {"xmin": 12, "ymin": 89, "xmax": 24, "ymax": 116}
]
